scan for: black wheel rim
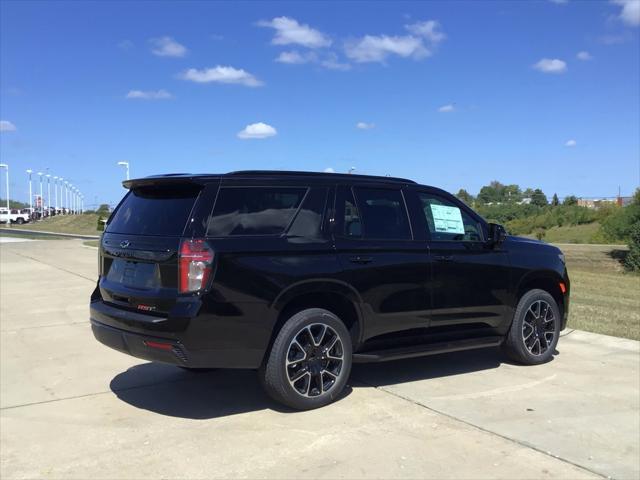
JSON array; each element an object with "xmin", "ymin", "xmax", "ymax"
[
  {"xmin": 522, "ymin": 300, "xmax": 556, "ymax": 356},
  {"xmin": 286, "ymin": 323, "xmax": 344, "ymax": 398}
]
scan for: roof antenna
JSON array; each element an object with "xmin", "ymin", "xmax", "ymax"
[{"xmin": 348, "ymin": 167, "xmax": 356, "ymax": 175}]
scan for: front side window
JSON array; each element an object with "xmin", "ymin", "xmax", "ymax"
[
  {"xmin": 354, "ymin": 187, "xmax": 411, "ymax": 240},
  {"xmin": 418, "ymin": 193, "xmax": 482, "ymax": 242},
  {"xmin": 207, "ymin": 186, "xmax": 306, "ymax": 236}
]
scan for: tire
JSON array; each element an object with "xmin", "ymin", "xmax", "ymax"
[
  {"xmin": 16, "ymin": 218, "xmax": 24, "ymax": 225},
  {"xmin": 260, "ymin": 308, "xmax": 352, "ymax": 410},
  {"xmin": 503, "ymin": 289, "xmax": 561, "ymax": 365}
]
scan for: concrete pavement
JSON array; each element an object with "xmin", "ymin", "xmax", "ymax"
[{"xmin": 1, "ymin": 238, "xmax": 638, "ymax": 479}]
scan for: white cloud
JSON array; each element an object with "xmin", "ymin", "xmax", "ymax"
[
  {"xmin": 275, "ymin": 50, "xmax": 316, "ymax": 64},
  {"xmin": 150, "ymin": 36, "xmax": 188, "ymax": 57},
  {"xmin": 320, "ymin": 53, "xmax": 351, "ymax": 71},
  {"xmin": 324, "ymin": 167, "xmax": 335, "ymax": 173},
  {"xmin": 404, "ymin": 20, "xmax": 446, "ymax": 44},
  {"xmin": 180, "ymin": 66, "xmax": 263, "ymax": 87},
  {"xmin": 258, "ymin": 17, "xmax": 331, "ymax": 48},
  {"xmin": 612, "ymin": 0, "xmax": 640, "ymax": 26},
  {"xmin": 438, "ymin": 104, "xmax": 455, "ymax": 113},
  {"xmin": 577, "ymin": 51, "xmax": 593, "ymax": 60},
  {"xmin": 532, "ymin": 58, "xmax": 567, "ymax": 73},
  {"xmin": 345, "ymin": 35, "xmax": 428, "ymax": 63},
  {"xmin": 356, "ymin": 122, "xmax": 375, "ymax": 129},
  {"xmin": 0, "ymin": 120, "xmax": 17, "ymax": 132},
  {"xmin": 345, "ymin": 19, "xmax": 445, "ymax": 63},
  {"xmin": 126, "ymin": 89, "xmax": 173, "ymax": 100},
  {"xmin": 565, "ymin": 139, "xmax": 577, "ymax": 147},
  {"xmin": 237, "ymin": 122, "xmax": 277, "ymax": 139}
]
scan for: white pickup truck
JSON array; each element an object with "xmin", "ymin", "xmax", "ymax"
[{"xmin": 0, "ymin": 208, "xmax": 31, "ymax": 224}]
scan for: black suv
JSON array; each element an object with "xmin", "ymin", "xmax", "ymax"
[{"xmin": 91, "ymin": 171, "xmax": 570, "ymax": 410}]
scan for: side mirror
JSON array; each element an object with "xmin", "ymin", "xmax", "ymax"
[{"xmin": 488, "ymin": 223, "xmax": 507, "ymax": 245}]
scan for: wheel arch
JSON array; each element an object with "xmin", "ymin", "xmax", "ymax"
[
  {"xmin": 266, "ymin": 280, "xmax": 364, "ymax": 360},
  {"xmin": 515, "ymin": 271, "xmax": 565, "ymax": 319}
]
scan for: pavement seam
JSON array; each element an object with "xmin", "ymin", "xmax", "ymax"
[
  {"xmin": 8, "ymin": 250, "xmax": 95, "ymax": 282},
  {"xmin": 0, "ymin": 374, "xmax": 210, "ymax": 411},
  {"xmin": 1, "ymin": 320, "xmax": 89, "ymax": 333},
  {"xmin": 353, "ymin": 376, "xmax": 610, "ymax": 480}
]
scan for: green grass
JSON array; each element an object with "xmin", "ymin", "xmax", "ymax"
[
  {"xmin": 560, "ymin": 243, "xmax": 640, "ymax": 340},
  {"xmin": 10, "ymin": 214, "xmax": 101, "ymax": 236},
  {"xmin": 540, "ymin": 222, "xmax": 603, "ymax": 244}
]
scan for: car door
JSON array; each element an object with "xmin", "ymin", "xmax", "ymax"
[
  {"xmin": 410, "ymin": 188, "xmax": 511, "ymax": 331},
  {"xmin": 333, "ymin": 184, "xmax": 431, "ymax": 341}
]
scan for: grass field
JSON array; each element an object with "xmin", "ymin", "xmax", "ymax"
[
  {"xmin": 560, "ymin": 243, "xmax": 639, "ymax": 340},
  {"xmin": 540, "ymin": 223, "xmax": 603, "ymax": 244},
  {"xmin": 8, "ymin": 213, "xmax": 101, "ymax": 236}
]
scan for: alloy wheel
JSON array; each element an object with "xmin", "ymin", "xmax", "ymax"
[
  {"xmin": 286, "ymin": 323, "xmax": 344, "ymax": 397},
  {"xmin": 522, "ymin": 300, "xmax": 556, "ymax": 355}
]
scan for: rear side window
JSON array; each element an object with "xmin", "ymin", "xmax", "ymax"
[
  {"xmin": 207, "ymin": 187, "xmax": 306, "ymax": 236},
  {"xmin": 106, "ymin": 185, "xmax": 201, "ymax": 236},
  {"xmin": 287, "ymin": 187, "xmax": 327, "ymax": 238},
  {"xmin": 354, "ymin": 187, "xmax": 412, "ymax": 240}
]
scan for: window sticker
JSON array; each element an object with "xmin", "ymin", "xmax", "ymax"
[{"xmin": 430, "ymin": 204, "xmax": 465, "ymax": 234}]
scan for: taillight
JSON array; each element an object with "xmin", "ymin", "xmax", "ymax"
[{"xmin": 178, "ymin": 238, "xmax": 214, "ymax": 293}]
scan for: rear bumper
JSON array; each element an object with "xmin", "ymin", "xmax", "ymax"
[
  {"xmin": 90, "ymin": 299, "xmax": 269, "ymax": 369},
  {"xmin": 92, "ymin": 320, "xmax": 191, "ymax": 365}
]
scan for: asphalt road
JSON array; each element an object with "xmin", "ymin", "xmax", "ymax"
[{"xmin": 1, "ymin": 238, "xmax": 638, "ymax": 479}]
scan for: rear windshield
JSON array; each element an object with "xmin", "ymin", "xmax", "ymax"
[
  {"xmin": 207, "ymin": 186, "xmax": 307, "ymax": 236},
  {"xmin": 107, "ymin": 185, "xmax": 201, "ymax": 236}
]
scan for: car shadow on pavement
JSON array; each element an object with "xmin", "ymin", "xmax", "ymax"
[
  {"xmin": 110, "ymin": 363, "xmax": 289, "ymax": 419},
  {"xmin": 351, "ymin": 347, "xmax": 506, "ymax": 388},
  {"xmin": 110, "ymin": 347, "xmax": 544, "ymax": 418}
]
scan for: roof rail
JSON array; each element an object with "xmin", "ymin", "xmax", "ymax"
[{"xmin": 226, "ymin": 170, "xmax": 416, "ymax": 184}]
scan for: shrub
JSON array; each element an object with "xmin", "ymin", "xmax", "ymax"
[{"xmin": 625, "ymin": 222, "xmax": 640, "ymax": 272}]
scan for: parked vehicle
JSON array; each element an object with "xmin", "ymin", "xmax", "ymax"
[
  {"xmin": 0, "ymin": 208, "xmax": 30, "ymax": 224},
  {"xmin": 91, "ymin": 171, "xmax": 570, "ymax": 410}
]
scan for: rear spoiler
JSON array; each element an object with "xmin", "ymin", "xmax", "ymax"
[{"xmin": 122, "ymin": 174, "xmax": 221, "ymax": 189}]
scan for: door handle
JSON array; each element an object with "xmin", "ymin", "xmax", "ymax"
[
  {"xmin": 349, "ymin": 256, "xmax": 373, "ymax": 264},
  {"xmin": 434, "ymin": 254, "xmax": 454, "ymax": 262}
]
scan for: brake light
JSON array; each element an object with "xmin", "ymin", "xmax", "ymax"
[{"xmin": 178, "ymin": 238, "xmax": 214, "ymax": 293}]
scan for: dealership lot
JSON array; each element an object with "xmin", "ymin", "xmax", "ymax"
[{"xmin": 1, "ymin": 239, "xmax": 638, "ymax": 479}]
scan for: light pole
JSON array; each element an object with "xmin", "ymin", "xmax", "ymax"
[
  {"xmin": 117, "ymin": 161, "xmax": 130, "ymax": 180},
  {"xmin": 37, "ymin": 172, "xmax": 44, "ymax": 218},
  {"xmin": 0, "ymin": 164, "xmax": 9, "ymax": 210},
  {"xmin": 58, "ymin": 178, "xmax": 64, "ymax": 213},
  {"xmin": 46, "ymin": 174, "xmax": 51, "ymax": 216},
  {"xmin": 26, "ymin": 169, "xmax": 33, "ymax": 213},
  {"xmin": 53, "ymin": 176, "xmax": 58, "ymax": 213},
  {"xmin": 64, "ymin": 181, "xmax": 68, "ymax": 214},
  {"xmin": 68, "ymin": 184, "xmax": 73, "ymax": 214}
]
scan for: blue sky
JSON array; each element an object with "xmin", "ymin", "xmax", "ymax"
[{"xmin": 1, "ymin": 0, "xmax": 639, "ymax": 207}]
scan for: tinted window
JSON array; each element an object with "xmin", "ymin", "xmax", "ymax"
[
  {"xmin": 287, "ymin": 187, "xmax": 327, "ymax": 238},
  {"xmin": 207, "ymin": 187, "xmax": 306, "ymax": 236},
  {"xmin": 336, "ymin": 187, "xmax": 362, "ymax": 237},
  {"xmin": 418, "ymin": 193, "xmax": 482, "ymax": 242},
  {"xmin": 354, "ymin": 187, "xmax": 411, "ymax": 240},
  {"xmin": 106, "ymin": 185, "xmax": 201, "ymax": 236}
]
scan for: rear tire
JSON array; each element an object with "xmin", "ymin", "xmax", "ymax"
[
  {"xmin": 260, "ymin": 308, "xmax": 352, "ymax": 410},
  {"xmin": 16, "ymin": 218, "xmax": 24, "ymax": 225},
  {"xmin": 503, "ymin": 289, "xmax": 560, "ymax": 365}
]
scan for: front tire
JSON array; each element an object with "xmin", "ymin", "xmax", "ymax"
[
  {"xmin": 503, "ymin": 289, "xmax": 560, "ymax": 365},
  {"xmin": 16, "ymin": 218, "xmax": 24, "ymax": 225},
  {"xmin": 260, "ymin": 308, "xmax": 352, "ymax": 410}
]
